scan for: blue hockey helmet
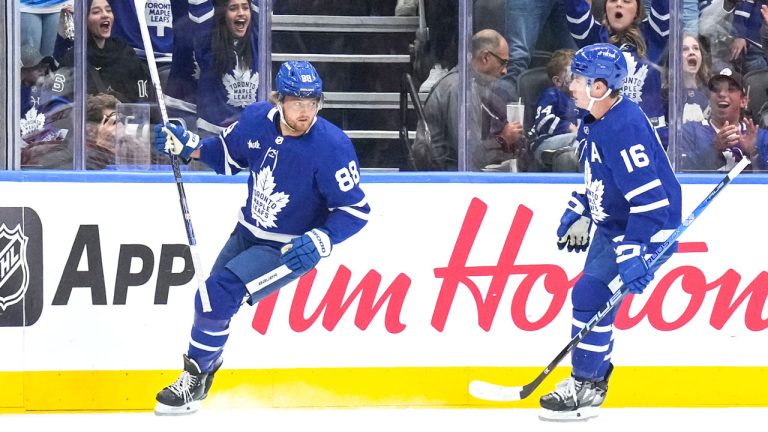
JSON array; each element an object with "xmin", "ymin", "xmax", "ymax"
[
  {"xmin": 570, "ymin": 43, "xmax": 627, "ymax": 91},
  {"xmin": 275, "ymin": 60, "xmax": 323, "ymax": 99}
]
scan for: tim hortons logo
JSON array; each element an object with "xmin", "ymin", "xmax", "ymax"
[
  {"xmin": 247, "ymin": 198, "xmax": 768, "ymax": 334},
  {"xmin": 0, "ymin": 224, "xmax": 30, "ymax": 311}
]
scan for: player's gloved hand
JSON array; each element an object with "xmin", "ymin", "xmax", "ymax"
[
  {"xmin": 556, "ymin": 192, "xmax": 592, "ymax": 253},
  {"xmin": 153, "ymin": 122, "xmax": 200, "ymax": 162},
  {"xmin": 280, "ymin": 228, "xmax": 332, "ymax": 275},
  {"xmin": 615, "ymin": 241, "xmax": 654, "ymax": 294}
]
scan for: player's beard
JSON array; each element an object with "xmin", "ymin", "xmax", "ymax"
[{"xmin": 278, "ymin": 108, "xmax": 315, "ymax": 136}]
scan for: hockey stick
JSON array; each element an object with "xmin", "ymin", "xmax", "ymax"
[
  {"xmin": 469, "ymin": 157, "xmax": 751, "ymax": 402},
  {"xmin": 134, "ymin": 0, "xmax": 212, "ymax": 312}
]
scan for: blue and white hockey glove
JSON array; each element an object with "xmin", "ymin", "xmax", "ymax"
[
  {"xmin": 153, "ymin": 122, "xmax": 200, "ymax": 163},
  {"xmin": 280, "ymin": 229, "xmax": 332, "ymax": 275},
  {"xmin": 556, "ymin": 192, "xmax": 592, "ymax": 253},
  {"xmin": 615, "ymin": 241, "xmax": 654, "ymax": 294}
]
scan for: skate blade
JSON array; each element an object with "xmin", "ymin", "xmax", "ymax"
[
  {"xmin": 538, "ymin": 406, "xmax": 598, "ymax": 422},
  {"xmin": 154, "ymin": 400, "xmax": 201, "ymax": 416}
]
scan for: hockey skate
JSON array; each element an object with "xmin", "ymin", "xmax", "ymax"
[
  {"xmin": 154, "ymin": 354, "xmax": 222, "ymax": 415},
  {"xmin": 592, "ymin": 363, "xmax": 614, "ymax": 408},
  {"xmin": 539, "ymin": 376, "xmax": 602, "ymax": 421}
]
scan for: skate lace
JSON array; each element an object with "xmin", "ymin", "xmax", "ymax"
[
  {"xmin": 551, "ymin": 378, "xmax": 580, "ymax": 405},
  {"xmin": 168, "ymin": 371, "xmax": 199, "ymax": 403}
]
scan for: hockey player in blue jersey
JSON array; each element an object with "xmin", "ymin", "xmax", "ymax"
[
  {"xmin": 151, "ymin": 60, "xmax": 370, "ymax": 415},
  {"xmin": 540, "ymin": 43, "xmax": 681, "ymax": 421}
]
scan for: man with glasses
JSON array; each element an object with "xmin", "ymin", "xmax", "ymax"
[
  {"xmin": 151, "ymin": 60, "xmax": 371, "ymax": 415},
  {"xmin": 413, "ymin": 29, "xmax": 524, "ymax": 171}
]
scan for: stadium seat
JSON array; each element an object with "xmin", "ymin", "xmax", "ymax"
[{"xmin": 515, "ymin": 66, "xmax": 551, "ymax": 131}]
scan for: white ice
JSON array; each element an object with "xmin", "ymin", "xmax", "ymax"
[{"xmin": 1, "ymin": 407, "xmax": 766, "ymax": 432}]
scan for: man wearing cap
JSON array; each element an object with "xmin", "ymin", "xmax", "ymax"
[
  {"xmin": 679, "ymin": 68, "xmax": 768, "ymax": 171},
  {"xmin": 20, "ymin": 45, "xmax": 56, "ymax": 137},
  {"xmin": 20, "ymin": 46, "xmax": 55, "ymax": 113}
]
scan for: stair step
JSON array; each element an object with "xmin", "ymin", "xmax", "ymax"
[
  {"xmin": 344, "ymin": 130, "xmax": 415, "ymax": 140},
  {"xmin": 272, "ymin": 15, "xmax": 419, "ymax": 33},
  {"xmin": 271, "ymin": 53, "xmax": 411, "ymax": 63},
  {"xmin": 323, "ymin": 92, "xmax": 427, "ymax": 109}
]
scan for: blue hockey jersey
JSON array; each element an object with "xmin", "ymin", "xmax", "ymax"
[
  {"xmin": 731, "ymin": 0, "xmax": 767, "ymax": 45},
  {"xmin": 189, "ymin": 0, "xmax": 259, "ymax": 134},
  {"xmin": 165, "ymin": 0, "xmax": 198, "ymax": 115},
  {"xmin": 111, "ymin": 0, "xmax": 174, "ymax": 63},
  {"xmin": 532, "ymin": 87, "xmax": 579, "ymax": 139},
  {"xmin": 578, "ymin": 97, "xmax": 681, "ymax": 249},
  {"xmin": 565, "ymin": 0, "xmax": 669, "ymax": 123},
  {"xmin": 198, "ymin": 101, "xmax": 370, "ymax": 245}
]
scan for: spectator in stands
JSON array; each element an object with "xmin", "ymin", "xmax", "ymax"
[
  {"xmin": 412, "ymin": 29, "xmax": 523, "ymax": 171},
  {"xmin": 639, "ymin": 0, "xmax": 698, "ymax": 34},
  {"xmin": 22, "ymin": 92, "xmax": 120, "ymax": 170},
  {"xmin": 699, "ymin": 0, "xmax": 737, "ymax": 73},
  {"xmin": 20, "ymin": 66, "xmax": 74, "ymax": 152},
  {"xmin": 763, "ymin": 4, "xmax": 768, "ymax": 60},
  {"xmin": 21, "ymin": 0, "xmax": 72, "ymax": 57},
  {"xmin": 524, "ymin": 48, "xmax": 582, "ymax": 172},
  {"xmin": 563, "ymin": 0, "xmax": 670, "ymax": 147},
  {"xmin": 19, "ymin": 45, "xmax": 55, "ymax": 139},
  {"xmin": 679, "ymin": 70, "xmax": 767, "ymax": 171},
  {"xmin": 500, "ymin": 0, "xmax": 577, "ymax": 96},
  {"xmin": 680, "ymin": 34, "xmax": 712, "ymax": 123},
  {"xmin": 188, "ymin": 0, "xmax": 259, "ymax": 136},
  {"xmin": 661, "ymin": 34, "xmax": 712, "ymax": 126},
  {"xmin": 729, "ymin": 0, "xmax": 768, "ymax": 74},
  {"xmin": 53, "ymin": 0, "xmax": 155, "ymax": 104},
  {"xmin": 110, "ymin": 0, "xmax": 174, "ymax": 67},
  {"xmin": 164, "ymin": 1, "xmax": 198, "ymax": 130}
]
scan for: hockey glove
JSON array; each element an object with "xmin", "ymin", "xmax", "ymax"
[
  {"xmin": 615, "ymin": 241, "xmax": 654, "ymax": 294},
  {"xmin": 280, "ymin": 229, "xmax": 332, "ymax": 275},
  {"xmin": 153, "ymin": 122, "xmax": 200, "ymax": 162},
  {"xmin": 556, "ymin": 192, "xmax": 592, "ymax": 253}
]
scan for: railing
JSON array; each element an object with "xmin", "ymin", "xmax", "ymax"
[{"xmin": 400, "ymin": 72, "xmax": 430, "ymax": 170}]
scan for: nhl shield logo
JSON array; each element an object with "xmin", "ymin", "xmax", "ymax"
[{"xmin": 0, "ymin": 224, "xmax": 30, "ymax": 311}]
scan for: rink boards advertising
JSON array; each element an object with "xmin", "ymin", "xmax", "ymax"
[{"xmin": 0, "ymin": 171, "xmax": 766, "ymax": 411}]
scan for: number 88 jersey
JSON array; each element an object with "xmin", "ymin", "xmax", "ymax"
[
  {"xmin": 577, "ymin": 97, "xmax": 681, "ymax": 249},
  {"xmin": 198, "ymin": 101, "xmax": 370, "ymax": 246}
]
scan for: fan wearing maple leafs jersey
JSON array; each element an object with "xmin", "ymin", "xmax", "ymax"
[
  {"xmin": 540, "ymin": 44, "xmax": 681, "ymax": 421},
  {"xmin": 151, "ymin": 61, "xmax": 370, "ymax": 416},
  {"xmin": 188, "ymin": 0, "xmax": 259, "ymax": 135},
  {"xmin": 110, "ymin": 0, "xmax": 174, "ymax": 64},
  {"xmin": 564, "ymin": 0, "xmax": 669, "ymax": 147}
]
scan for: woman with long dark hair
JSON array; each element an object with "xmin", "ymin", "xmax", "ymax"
[
  {"xmin": 54, "ymin": 0, "xmax": 153, "ymax": 104},
  {"xmin": 189, "ymin": 0, "xmax": 259, "ymax": 135}
]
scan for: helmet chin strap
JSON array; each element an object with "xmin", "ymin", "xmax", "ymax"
[
  {"xmin": 276, "ymin": 103, "xmax": 298, "ymax": 133},
  {"xmin": 585, "ymin": 79, "xmax": 613, "ymax": 112}
]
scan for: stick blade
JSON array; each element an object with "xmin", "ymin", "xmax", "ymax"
[{"xmin": 468, "ymin": 380, "xmax": 524, "ymax": 402}]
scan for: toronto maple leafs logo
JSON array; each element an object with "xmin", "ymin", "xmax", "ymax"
[
  {"xmin": 223, "ymin": 62, "xmax": 259, "ymax": 108},
  {"xmin": 621, "ymin": 52, "xmax": 648, "ymax": 105},
  {"xmin": 584, "ymin": 161, "xmax": 609, "ymax": 223},
  {"xmin": 250, "ymin": 167, "xmax": 289, "ymax": 228},
  {"xmin": 20, "ymin": 107, "xmax": 45, "ymax": 137}
]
